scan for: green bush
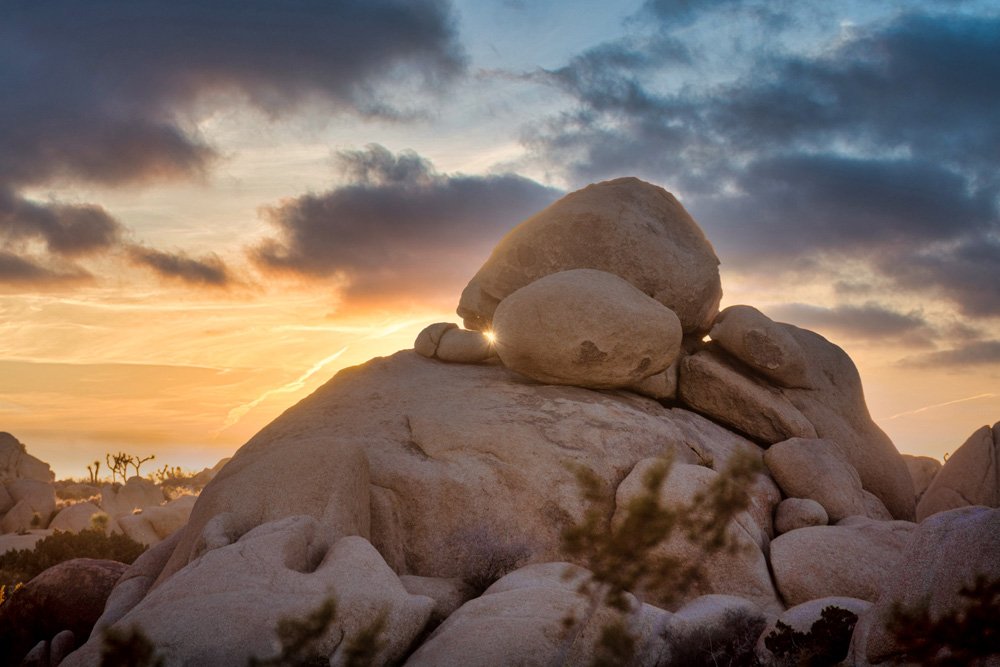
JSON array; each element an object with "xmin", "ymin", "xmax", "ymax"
[{"xmin": 0, "ymin": 529, "xmax": 146, "ymax": 592}]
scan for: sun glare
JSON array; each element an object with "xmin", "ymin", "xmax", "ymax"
[{"xmin": 484, "ymin": 330, "xmax": 497, "ymax": 344}]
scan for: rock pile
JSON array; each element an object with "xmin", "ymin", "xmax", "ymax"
[{"xmin": 42, "ymin": 178, "xmax": 1000, "ymax": 665}]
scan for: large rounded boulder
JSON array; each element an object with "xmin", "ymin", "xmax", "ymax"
[
  {"xmin": 457, "ymin": 177, "xmax": 722, "ymax": 334},
  {"xmin": 492, "ymin": 268, "xmax": 683, "ymax": 388}
]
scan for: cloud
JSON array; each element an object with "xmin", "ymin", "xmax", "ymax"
[
  {"xmin": 127, "ymin": 246, "xmax": 233, "ymax": 288},
  {"xmin": 525, "ymin": 10, "xmax": 1000, "ymax": 317},
  {"xmin": 0, "ymin": 251, "xmax": 90, "ymax": 286},
  {"xmin": 250, "ymin": 144, "xmax": 562, "ymax": 302},
  {"xmin": 900, "ymin": 340, "xmax": 1000, "ymax": 368},
  {"xmin": 767, "ymin": 302, "xmax": 933, "ymax": 341},
  {"xmin": 0, "ymin": 1, "xmax": 466, "ymax": 286}
]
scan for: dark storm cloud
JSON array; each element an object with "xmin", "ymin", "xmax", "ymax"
[
  {"xmin": 900, "ymin": 340, "xmax": 1000, "ymax": 368},
  {"xmin": 527, "ymin": 11, "xmax": 1000, "ymax": 317},
  {"xmin": 251, "ymin": 145, "xmax": 561, "ymax": 299},
  {"xmin": 0, "ymin": 0, "xmax": 465, "ymax": 188},
  {"xmin": 127, "ymin": 246, "xmax": 233, "ymax": 288},
  {"xmin": 767, "ymin": 303, "xmax": 932, "ymax": 340},
  {"xmin": 0, "ymin": 188, "xmax": 123, "ymax": 257},
  {"xmin": 0, "ymin": 0, "xmax": 465, "ymax": 286},
  {"xmin": 0, "ymin": 251, "xmax": 90, "ymax": 286}
]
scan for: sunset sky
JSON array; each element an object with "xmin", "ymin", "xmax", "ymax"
[{"xmin": 1, "ymin": 0, "xmax": 997, "ymax": 478}]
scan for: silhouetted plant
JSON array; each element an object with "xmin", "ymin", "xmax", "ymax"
[
  {"xmin": 101, "ymin": 626, "xmax": 164, "ymax": 667},
  {"xmin": 556, "ymin": 450, "xmax": 763, "ymax": 666},
  {"xmin": 886, "ymin": 574, "xmax": 1000, "ymax": 666},
  {"xmin": 764, "ymin": 605, "xmax": 859, "ymax": 667},
  {"xmin": 88, "ymin": 460, "xmax": 102, "ymax": 484}
]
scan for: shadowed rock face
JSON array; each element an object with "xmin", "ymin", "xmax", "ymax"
[
  {"xmin": 457, "ymin": 177, "xmax": 722, "ymax": 335},
  {"xmin": 917, "ymin": 422, "xmax": 1000, "ymax": 521}
]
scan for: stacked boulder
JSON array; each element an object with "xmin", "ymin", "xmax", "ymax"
[
  {"xmin": 0, "ymin": 433, "xmax": 57, "ymax": 545},
  {"xmin": 53, "ymin": 178, "xmax": 996, "ymax": 666}
]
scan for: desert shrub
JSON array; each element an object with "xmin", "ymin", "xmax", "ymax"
[
  {"xmin": 101, "ymin": 626, "xmax": 164, "ymax": 667},
  {"xmin": 886, "ymin": 574, "xmax": 1000, "ymax": 666},
  {"xmin": 764, "ymin": 605, "xmax": 859, "ymax": 667},
  {"xmin": 0, "ymin": 529, "xmax": 146, "ymax": 592},
  {"xmin": 451, "ymin": 525, "xmax": 532, "ymax": 593},
  {"xmin": 556, "ymin": 450, "xmax": 763, "ymax": 666}
]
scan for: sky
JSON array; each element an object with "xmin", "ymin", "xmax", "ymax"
[{"xmin": 1, "ymin": 0, "xmax": 998, "ymax": 478}]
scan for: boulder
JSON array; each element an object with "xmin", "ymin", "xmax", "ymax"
[
  {"xmin": 414, "ymin": 322, "xmax": 457, "ymax": 358},
  {"xmin": 492, "ymin": 269, "xmax": 683, "ymax": 388},
  {"xmin": 0, "ymin": 558, "xmax": 127, "ymax": 665},
  {"xmin": 5, "ymin": 479, "xmax": 56, "ymax": 520},
  {"xmin": 141, "ymin": 495, "xmax": 197, "ymax": 540},
  {"xmin": 48, "ymin": 502, "xmax": 114, "ymax": 534},
  {"xmin": 457, "ymin": 177, "xmax": 722, "ymax": 335},
  {"xmin": 0, "ymin": 432, "xmax": 54, "ymax": 483},
  {"xmin": 901, "ymin": 454, "xmax": 942, "ymax": 502},
  {"xmin": 770, "ymin": 516, "xmax": 915, "ymax": 606},
  {"xmin": 627, "ymin": 357, "xmax": 680, "ymax": 400},
  {"xmin": 153, "ymin": 351, "xmax": 703, "ymax": 588},
  {"xmin": 862, "ymin": 490, "xmax": 893, "ymax": 521},
  {"xmin": 709, "ymin": 305, "xmax": 811, "ymax": 388},
  {"xmin": 614, "ymin": 459, "xmax": 781, "ymax": 612},
  {"xmin": 678, "ymin": 350, "xmax": 817, "ymax": 444},
  {"xmin": 864, "ymin": 506, "xmax": 1000, "ymax": 664},
  {"xmin": 63, "ymin": 517, "xmax": 435, "ymax": 667},
  {"xmin": 406, "ymin": 561, "xmax": 672, "ymax": 666},
  {"xmin": 1, "ymin": 499, "xmax": 36, "ymax": 533},
  {"xmin": 774, "ymin": 498, "xmax": 828, "ymax": 534},
  {"xmin": 665, "ymin": 594, "xmax": 771, "ymax": 667},
  {"xmin": 755, "ymin": 596, "xmax": 871, "ymax": 666},
  {"xmin": 118, "ymin": 512, "xmax": 162, "ymax": 546},
  {"xmin": 916, "ymin": 422, "xmax": 999, "ymax": 521},
  {"xmin": 414, "ymin": 323, "xmax": 496, "ymax": 364},
  {"xmin": 100, "ymin": 477, "xmax": 165, "ymax": 518},
  {"xmin": 763, "ymin": 438, "xmax": 870, "ymax": 521}
]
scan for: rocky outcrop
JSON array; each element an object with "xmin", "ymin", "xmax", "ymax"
[
  {"xmin": 709, "ymin": 305, "xmax": 811, "ymax": 388},
  {"xmin": 901, "ymin": 454, "xmax": 942, "ymax": 503},
  {"xmin": 755, "ymin": 596, "xmax": 871, "ymax": 665},
  {"xmin": 916, "ymin": 422, "xmax": 999, "ymax": 521},
  {"xmin": 457, "ymin": 177, "xmax": 722, "ymax": 334},
  {"xmin": 492, "ymin": 269, "xmax": 683, "ymax": 388},
  {"xmin": 100, "ymin": 476, "xmax": 165, "ymax": 518},
  {"xmin": 48, "ymin": 502, "xmax": 116, "ymax": 535},
  {"xmin": 0, "ymin": 432, "xmax": 53, "ymax": 483}
]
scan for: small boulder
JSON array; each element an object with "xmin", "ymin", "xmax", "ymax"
[
  {"xmin": 0, "ymin": 558, "xmax": 127, "ymax": 665},
  {"xmin": 864, "ymin": 506, "xmax": 1000, "ymax": 664},
  {"xmin": 48, "ymin": 502, "xmax": 114, "ymax": 534},
  {"xmin": 763, "ymin": 438, "xmax": 870, "ymax": 522},
  {"xmin": 492, "ymin": 269, "xmax": 683, "ymax": 389},
  {"xmin": 414, "ymin": 322, "xmax": 457, "ymax": 358},
  {"xmin": 414, "ymin": 323, "xmax": 496, "ymax": 364},
  {"xmin": 770, "ymin": 517, "xmax": 915, "ymax": 606},
  {"xmin": 627, "ymin": 357, "xmax": 680, "ymax": 401},
  {"xmin": 399, "ymin": 575, "xmax": 477, "ymax": 626},
  {"xmin": 0, "ymin": 484, "xmax": 13, "ymax": 515},
  {"xmin": 709, "ymin": 305, "xmax": 811, "ymax": 388},
  {"xmin": 117, "ymin": 513, "xmax": 162, "ymax": 546},
  {"xmin": 916, "ymin": 422, "xmax": 999, "ymax": 521},
  {"xmin": 1, "ymin": 499, "xmax": 37, "ymax": 533},
  {"xmin": 774, "ymin": 498, "xmax": 828, "ymax": 534}
]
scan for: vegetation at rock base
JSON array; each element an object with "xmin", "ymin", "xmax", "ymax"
[
  {"xmin": 557, "ymin": 450, "xmax": 763, "ymax": 666},
  {"xmin": 764, "ymin": 605, "xmax": 859, "ymax": 667},
  {"xmin": 0, "ymin": 529, "xmax": 146, "ymax": 593},
  {"xmin": 887, "ymin": 574, "xmax": 1000, "ymax": 666},
  {"xmin": 100, "ymin": 626, "xmax": 164, "ymax": 667}
]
